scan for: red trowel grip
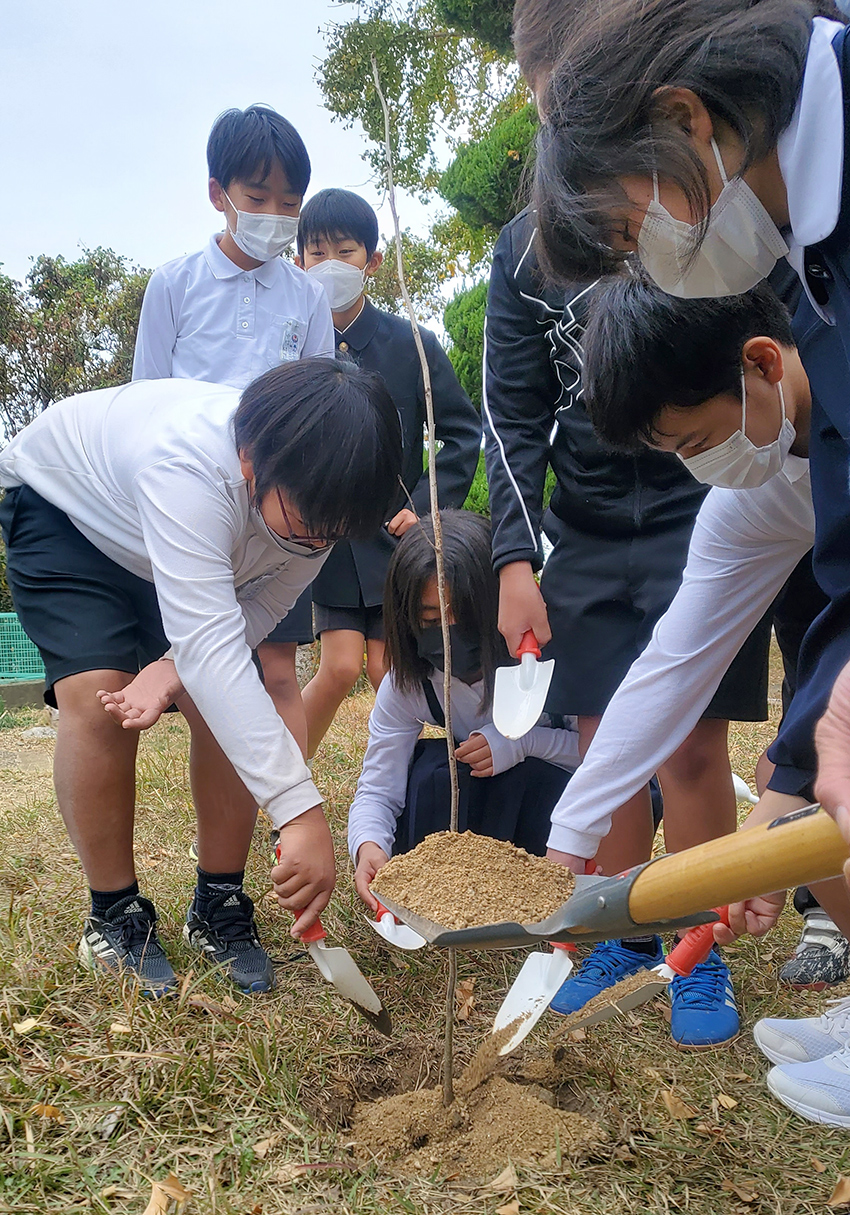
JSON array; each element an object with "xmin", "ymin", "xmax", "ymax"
[
  {"xmin": 299, "ymin": 919, "xmax": 327, "ymax": 944},
  {"xmin": 516, "ymin": 630, "xmax": 542, "ymax": 660},
  {"xmin": 664, "ymin": 907, "xmax": 731, "ymax": 977}
]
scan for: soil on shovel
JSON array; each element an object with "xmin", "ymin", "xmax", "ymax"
[
  {"xmin": 349, "ymin": 1074, "xmax": 605, "ymax": 1179},
  {"xmin": 552, "ymin": 969, "xmax": 658, "ymax": 1034},
  {"xmin": 371, "ymin": 831, "xmax": 575, "ymax": 930}
]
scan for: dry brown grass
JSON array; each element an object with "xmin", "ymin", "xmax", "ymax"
[{"xmin": 2, "ymin": 650, "xmax": 850, "ymax": 1213}]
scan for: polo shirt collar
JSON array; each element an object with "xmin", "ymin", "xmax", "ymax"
[
  {"xmin": 777, "ymin": 18, "xmax": 845, "ymax": 319},
  {"xmin": 203, "ymin": 234, "xmax": 281, "ymax": 287},
  {"xmin": 334, "ymin": 297, "xmax": 381, "ymax": 352}
]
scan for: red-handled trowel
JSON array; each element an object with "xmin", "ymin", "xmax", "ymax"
[
  {"xmin": 275, "ymin": 843, "xmax": 392, "ymax": 1035},
  {"xmin": 366, "ymin": 900, "xmax": 427, "ymax": 950},
  {"xmin": 491, "ymin": 942, "xmax": 576, "ymax": 1054},
  {"xmin": 492, "ymin": 630, "xmax": 555, "ymax": 740}
]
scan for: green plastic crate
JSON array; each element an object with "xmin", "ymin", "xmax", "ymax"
[{"xmin": 0, "ymin": 613, "xmax": 45, "ymax": 682}]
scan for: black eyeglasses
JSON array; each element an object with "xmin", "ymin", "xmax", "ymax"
[{"xmin": 275, "ymin": 490, "xmax": 339, "ymax": 551}]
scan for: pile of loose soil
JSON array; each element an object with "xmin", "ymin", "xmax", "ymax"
[
  {"xmin": 349, "ymin": 1075, "xmax": 605, "ymax": 1178},
  {"xmin": 371, "ymin": 831, "xmax": 575, "ymax": 929},
  {"xmin": 553, "ymin": 969, "xmax": 658, "ymax": 1034}
]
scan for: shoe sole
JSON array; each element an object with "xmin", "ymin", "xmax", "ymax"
[
  {"xmin": 182, "ymin": 923, "xmax": 276, "ymax": 995},
  {"xmin": 77, "ymin": 935, "xmax": 176, "ymax": 999},
  {"xmin": 766, "ymin": 1073, "xmax": 850, "ymax": 1127},
  {"xmin": 672, "ymin": 1030, "xmax": 739, "ymax": 1052}
]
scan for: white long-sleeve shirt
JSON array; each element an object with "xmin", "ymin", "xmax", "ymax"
[
  {"xmin": 132, "ymin": 235, "xmax": 334, "ymax": 388},
  {"xmin": 0, "ymin": 378, "xmax": 329, "ymax": 828},
  {"xmin": 348, "ymin": 670, "xmax": 580, "ymax": 862},
  {"xmin": 547, "ymin": 455, "xmax": 815, "ymax": 860}
]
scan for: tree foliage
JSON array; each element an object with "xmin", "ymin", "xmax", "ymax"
[
  {"xmin": 433, "ymin": 0, "xmax": 514, "ymax": 53},
  {"xmin": 366, "ymin": 228, "xmax": 452, "ymax": 319},
  {"xmin": 318, "ymin": 1, "xmax": 522, "ymax": 193},
  {"xmin": 439, "ymin": 104, "xmax": 537, "ymax": 231},
  {"xmin": 0, "ymin": 248, "xmax": 149, "ymax": 437},
  {"xmin": 444, "ymin": 279, "xmax": 487, "ymax": 408}
]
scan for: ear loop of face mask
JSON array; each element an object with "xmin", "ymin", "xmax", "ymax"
[{"xmin": 740, "ymin": 366, "xmax": 787, "ymax": 441}]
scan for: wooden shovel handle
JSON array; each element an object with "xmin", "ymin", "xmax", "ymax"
[{"xmin": 628, "ymin": 806, "xmax": 848, "ymax": 926}]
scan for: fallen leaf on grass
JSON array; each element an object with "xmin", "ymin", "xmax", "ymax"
[
  {"xmin": 186, "ymin": 993, "xmax": 239, "ymax": 1020},
  {"xmin": 28, "ymin": 1103, "xmax": 64, "ymax": 1123},
  {"xmin": 485, "ymin": 1164, "xmax": 518, "ymax": 1194},
  {"xmin": 716, "ymin": 1093, "xmax": 738, "ymax": 1110},
  {"xmin": 813, "ymin": 1158, "xmax": 827, "ymax": 1173},
  {"xmin": 13, "ymin": 1017, "xmax": 40, "ymax": 1035},
  {"xmin": 142, "ymin": 1173, "xmax": 192, "ymax": 1215},
  {"xmin": 110, "ymin": 1023, "xmax": 132, "ymax": 1035},
  {"xmin": 726, "ymin": 1072, "xmax": 752, "ymax": 1082},
  {"xmin": 496, "ymin": 1203, "xmax": 520, "ymax": 1215},
  {"xmin": 253, "ymin": 1133, "xmax": 284, "ymax": 1159},
  {"xmin": 274, "ymin": 1161, "xmax": 355, "ymax": 1184},
  {"xmin": 456, "ymin": 978, "xmax": 476, "ymax": 1021},
  {"xmin": 568, "ymin": 1027, "xmax": 587, "ymax": 1042},
  {"xmin": 829, "ymin": 1177, "xmax": 850, "ymax": 1208},
  {"xmin": 721, "ymin": 1180, "xmax": 758, "ymax": 1204},
  {"xmin": 661, "ymin": 1090, "xmax": 697, "ymax": 1119}
]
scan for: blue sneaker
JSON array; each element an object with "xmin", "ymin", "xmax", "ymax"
[
  {"xmin": 670, "ymin": 948, "xmax": 739, "ymax": 1049},
  {"xmin": 550, "ymin": 937, "xmax": 664, "ymax": 1016}
]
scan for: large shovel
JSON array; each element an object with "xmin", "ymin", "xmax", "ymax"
[
  {"xmin": 479, "ymin": 806, "xmax": 847, "ymax": 1054},
  {"xmin": 492, "ymin": 630, "xmax": 555, "ymax": 740}
]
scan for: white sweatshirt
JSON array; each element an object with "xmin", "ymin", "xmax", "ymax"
[
  {"xmin": 546, "ymin": 455, "xmax": 815, "ymax": 860},
  {"xmin": 0, "ymin": 378, "xmax": 328, "ymax": 827},
  {"xmin": 348, "ymin": 670, "xmax": 580, "ymax": 862}
]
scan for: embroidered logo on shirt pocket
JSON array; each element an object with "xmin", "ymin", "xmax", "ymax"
[{"xmin": 278, "ymin": 317, "xmax": 306, "ymax": 362}]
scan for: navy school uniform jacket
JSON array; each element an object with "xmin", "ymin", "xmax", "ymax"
[
  {"xmin": 482, "ymin": 210, "xmax": 801, "ymax": 571},
  {"xmin": 310, "ymin": 299, "xmax": 481, "ymax": 609},
  {"xmin": 767, "ymin": 23, "xmax": 850, "ymax": 795},
  {"xmin": 483, "ymin": 209, "xmax": 711, "ymax": 573}
]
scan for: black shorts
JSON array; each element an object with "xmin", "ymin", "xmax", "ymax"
[
  {"xmin": 0, "ymin": 486, "xmax": 170, "ymax": 706},
  {"xmin": 313, "ymin": 601, "xmax": 384, "ymax": 641},
  {"xmin": 261, "ymin": 587, "xmax": 314, "ymax": 646},
  {"xmin": 540, "ymin": 508, "xmax": 771, "ymax": 721}
]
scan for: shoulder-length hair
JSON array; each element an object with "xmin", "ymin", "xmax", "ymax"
[
  {"xmin": 382, "ymin": 510, "xmax": 508, "ymax": 712},
  {"xmin": 532, "ymin": 0, "xmax": 818, "ymax": 283}
]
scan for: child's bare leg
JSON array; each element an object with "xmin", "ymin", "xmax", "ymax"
[{"xmin": 97, "ymin": 657, "xmax": 184, "ymax": 730}]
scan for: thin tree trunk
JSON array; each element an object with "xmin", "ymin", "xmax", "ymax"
[{"xmin": 371, "ymin": 54, "xmax": 460, "ymax": 1106}]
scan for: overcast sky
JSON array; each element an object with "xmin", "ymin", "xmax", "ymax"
[{"xmin": 0, "ymin": 0, "xmax": 437, "ymax": 284}]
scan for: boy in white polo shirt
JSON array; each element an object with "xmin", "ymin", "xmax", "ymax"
[{"xmin": 133, "ymin": 104, "xmax": 333, "ymax": 756}]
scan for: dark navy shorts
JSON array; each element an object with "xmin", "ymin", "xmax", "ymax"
[
  {"xmin": 261, "ymin": 587, "xmax": 314, "ymax": 646},
  {"xmin": 0, "ymin": 486, "xmax": 170, "ymax": 706},
  {"xmin": 313, "ymin": 600, "xmax": 384, "ymax": 641}
]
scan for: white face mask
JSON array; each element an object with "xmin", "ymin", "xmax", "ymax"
[
  {"xmin": 680, "ymin": 372, "xmax": 795, "ymax": 488},
  {"xmin": 223, "ymin": 189, "xmax": 299, "ymax": 262},
  {"xmin": 307, "ymin": 258, "xmax": 366, "ymax": 311},
  {"xmin": 637, "ymin": 139, "xmax": 789, "ymax": 298}
]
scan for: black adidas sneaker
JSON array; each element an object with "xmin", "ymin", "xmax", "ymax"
[
  {"xmin": 183, "ymin": 889, "xmax": 275, "ymax": 994},
  {"xmin": 78, "ymin": 894, "xmax": 176, "ymax": 997}
]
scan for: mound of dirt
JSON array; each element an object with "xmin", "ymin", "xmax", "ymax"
[
  {"xmin": 371, "ymin": 831, "xmax": 575, "ymax": 930},
  {"xmin": 349, "ymin": 1075, "xmax": 605, "ymax": 1179}
]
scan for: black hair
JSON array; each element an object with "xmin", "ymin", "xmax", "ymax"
[
  {"xmin": 383, "ymin": 510, "xmax": 508, "ymax": 711},
  {"xmin": 582, "ymin": 271, "xmax": 796, "ymax": 451},
  {"xmin": 512, "ymin": 0, "xmax": 583, "ymax": 88},
  {"xmin": 296, "ymin": 189, "xmax": 380, "ymax": 259},
  {"xmin": 531, "ymin": 0, "xmax": 821, "ymax": 283},
  {"xmin": 207, "ymin": 104, "xmax": 311, "ymax": 195},
  {"xmin": 234, "ymin": 358, "xmax": 402, "ymax": 539}
]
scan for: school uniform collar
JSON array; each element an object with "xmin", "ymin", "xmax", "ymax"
[
  {"xmin": 777, "ymin": 18, "xmax": 845, "ymax": 317},
  {"xmin": 203, "ymin": 234, "xmax": 281, "ymax": 287},
  {"xmin": 334, "ymin": 296, "xmax": 381, "ymax": 352}
]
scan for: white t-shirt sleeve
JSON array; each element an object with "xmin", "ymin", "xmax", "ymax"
[
  {"xmin": 547, "ymin": 483, "xmax": 813, "ymax": 859},
  {"xmin": 348, "ymin": 678, "xmax": 426, "ymax": 863},
  {"xmin": 131, "ymin": 458, "xmax": 321, "ymax": 827},
  {"xmin": 522, "ymin": 721, "xmax": 581, "ymax": 771},
  {"xmin": 301, "ymin": 283, "xmax": 336, "ymax": 359},
  {"xmin": 132, "ymin": 268, "xmax": 179, "ymax": 380}
]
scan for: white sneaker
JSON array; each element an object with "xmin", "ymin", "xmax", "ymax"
[
  {"xmin": 753, "ymin": 995, "xmax": 850, "ymax": 1065},
  {"xmin": 767, "ymin": 1046, "xmax": 850, "ymax": 1126}
]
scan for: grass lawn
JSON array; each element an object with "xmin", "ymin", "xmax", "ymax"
[{"xmin": 1, "ymin": 648, "xmax": 850, "ymax": 1214}]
